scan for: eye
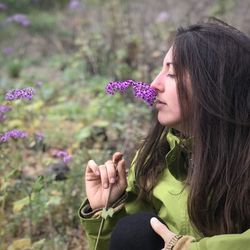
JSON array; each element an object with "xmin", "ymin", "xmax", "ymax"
[{"xmin": 167, "ymin": 73, "xmax": 176, "ymax": 78}]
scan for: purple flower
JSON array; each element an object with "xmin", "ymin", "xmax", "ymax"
[
  {"xmin": 2, "ymin": 47, "xmax": 14, "ymax": 56},
  {"xmin": 56, "ymin": 151, "xmax": 68, "ymax": 158},
  {"xmin": 68, "ymin": 0, "xmax": 80, "ymax": 10},
  {"xmin": 0, "ymin": 129, "xmax": 28, "ymax": 142},
  {"xmin": 6, "ymin": 14, "xmax": 30, "ymax": 27},
  {"xmin": 0, "ymin": 113, "xmax": 6, "ymax": 122},
  {"xmin": 156, "ymin": 11, "xmax": 170, "ymax": 23},
  {"xmin": 105, "ymin": 80, "xmax": 157, "ymax": 106},
  {"xmin": 35, "ymin": 80, "xmax": 43, "ymax": 87},
  {"xmin": 63, "ymin": 155, "xmax": 72, "ymax": 164},
  {"xmin": 56, "ymin": 150, "xmax": 72, "ymax": 164},
  {"xmin": 105, "ymin": 80, "xmax": 133, "ymax": 95},
  {"xmin": 35, "ymin": 132, "xmax": 44, "ymax": 141},
  {"xmin": 0, "ymin": 105, "xmax": 12, "ymax": 113},
  {"xmin": 0, "ymin": 105, "xmax": 11, "ymax": 122},
  {"xmin": 5, "ymin": 87, "xmax": 35, "ymax": 101},
  {"xmin": 0, "ymin": 3, "xmax": 7, "ymax": 10}
]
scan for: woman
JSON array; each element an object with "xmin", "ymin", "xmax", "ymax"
[{"xmin": 79, "ymin": 18, "xmax": 250, "ymax": 250}]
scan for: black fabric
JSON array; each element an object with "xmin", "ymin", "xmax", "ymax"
[{"xmin": 109, "ymin": 212, "xmax": 165, "ymax": 250}]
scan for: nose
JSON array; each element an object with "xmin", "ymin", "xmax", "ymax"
[{"xmin": 150, "ymin": 72, "xmax": 164, "ymax": 92}]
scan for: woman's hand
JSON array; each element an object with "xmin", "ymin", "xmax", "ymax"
[
  {"xmin": 85, "ymin": 152, "xmax": 127, "ymax": 210},
  {"xmin": 150, "ymin": 217, "xmax": 178, "ymax": 249}
]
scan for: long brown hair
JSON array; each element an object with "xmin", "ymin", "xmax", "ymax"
[{"xmin": 134, "ymin": 18, "xmax": 250, "ymax": 236}]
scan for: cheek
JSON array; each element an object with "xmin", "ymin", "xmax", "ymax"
[
  {"xmin": 158, "ymin": 94, "xmax": 182, "ymax": 127},
  {"xmin": 167, "ymin": 86, "xmax": 181, "ymax": 112},
  {"xmin": 165, "ymin": 88, "xmax": 182, "ymax": 122},
  {"xmin": 169, "ymin": 100, "xmax": 182, "ymax": 121},
  {"xmin": 173, "ymin": 96, "xmax": 181, "ymax": 115}
]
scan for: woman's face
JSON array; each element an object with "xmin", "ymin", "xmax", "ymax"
[{"xmin": 151, "ymin": 47, "xmax": 182, "ymax": 130}]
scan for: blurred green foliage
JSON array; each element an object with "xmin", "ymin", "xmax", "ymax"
[
  {"xmin": 3, "ymin": 0, "xmax": 69, "ymax": 12},
  {"xmin": 28, "ymin": 11, "xmax": 58, "ymax": 33},
  {"xmin": 7, "ymin": 59, "xmax": 23, "ymax": 78},
  {"xmin": 209, "ymin": 0, "xmax": 235, "ymax": 16}
]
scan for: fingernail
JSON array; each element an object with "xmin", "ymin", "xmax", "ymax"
[
  {"xmin": 103, "ymin": 183, "xmax": 108, "ymax": 189},
  {"xmin": 110, "ymin": 177, "xmax": 115, "ymax": 184},
  {"xmin": 150, "ymin": 217, "xmax": 158, "ymax": 225},
  {"xmin": 95, "ymin": 170, "xmax": 100, "ymax": 176}
]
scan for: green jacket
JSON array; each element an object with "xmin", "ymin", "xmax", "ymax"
[{"xmin": 79, "ymin": 131, "xmax": 250, "ymax": 250}]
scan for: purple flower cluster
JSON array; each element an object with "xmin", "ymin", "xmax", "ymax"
[
  {"xmin": 0, "ymin": 114, "xmax": 5, "ymax": 122},
  {"xmin": 2, "ymin": 47, "xmax": 14, "ymax": 56},
  {"xmin": 1, "ymin": 87, "xmax": 36, "ymax": 143},
  {"xmin": 0, "ymin": 105, "xmax": 12, "ymax": 113},
  {"xmin": 35, "ymin": 132, "xmax": 44, "ymax": 141},
  {"xmin": 0, "ymin": 129, "xmax": 27, "ymax": 142},
  {"xmin": 0, "ymin": 3, "xmax": 7, "ymax": 11},
  {"xmin": 105, "ymin": 80, "xmax": 157, "ymax": 106},
  {"xmin": 0, "ymin": 113, "xmax": 6, "ymax": 122},
  {"xmin": 105, "ymin": 80, "xmax": 132, "ymax": 94},
  {"xmin": 156, "ymin": 11, "xmax": 169, "ymax": 23},
  {"xmin": 68, "ymin": 0, "xmax": 81, "ymax": 10},
  {"xmin": 0, "ymin": 105, "xmax": 12, "ymax": 123},
  {"xmin": 6, "ymin": 14, "xmax": 30, "ymax": 27},
  {"xmin": 5, "ymin": 87, "xmax": 35, "ymax": 101},
  {"xmin": 56, "ymin": 150, "xmax": 72, "ymax": 164}
]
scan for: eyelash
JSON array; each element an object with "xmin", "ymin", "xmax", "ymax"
[{"xmin": 167, "ymin": 73, "xmax": 176, "ymax": 78}]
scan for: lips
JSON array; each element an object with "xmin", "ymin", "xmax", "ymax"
[
  {"xmin": 155, "ymin": 98, "xmax": 167, "ymax": 105},
  {"xmin": 155, "ymin": 98, "xmax": 167, "ymax": 109}
]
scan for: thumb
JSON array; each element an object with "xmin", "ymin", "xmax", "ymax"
[{"xmin": 150, "ymin": 217, "xmax": 173, "ymax": 242}]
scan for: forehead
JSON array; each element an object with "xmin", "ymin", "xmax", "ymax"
[{"xmin": 163, "ymin": 47, "xmax": 173, "ymax": 65}]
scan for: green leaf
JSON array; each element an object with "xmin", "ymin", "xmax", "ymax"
[
  {"xmin": 101, "ymin": 208, "xmax": 108, "ymax": 220},
  {"xmin": 24, "ymin": 100, "xmax": 44, "ymax": 112},
  {"xmin": 13, "ymin": 194, "xmax": 35, "ymax": 214},
  {"xmin": 107, "ymin": 207, "xmax": 114, "ymax": 218},
  {"xmin": 76, "ymin": 126, "xmax": 92, "ymax": 140},
  {"xmin": 0, "ymin": 180, "xmax": 10, "ymax": 191},
  {"xmin": 45, "ymin": 196, "xmax": 61, "ymax": 207},
  {"xmin": 92, "ymin": 120, "xmax": 109, "ymax": 127},
  {"xmin": 101, "ymin": 207, "xmax": 114, "ymax": 220},
  {"xmin": 7, "ymin": 238, "xmax": 31, "ymax": 250},
  {"xmin": 31, "ymin": 238, "xmax": 45, "ymax": 250},
  {"xmin": 32, "ymin": 176, "xmax": 44, "ymax": 192},
  {"xmin": 6, "ymin": 168, "xmax": 19, "ymax": 179}
]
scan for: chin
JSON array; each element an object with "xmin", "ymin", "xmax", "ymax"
[{"xmin": 157, "ymin": 116, "xmax": 181, "ymax": 130}]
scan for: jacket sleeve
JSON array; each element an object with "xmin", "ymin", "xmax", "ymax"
[
  {"xmin": 188, "ymin": 229, "xmax": 250, "ymax": 250},
  {"xmin": 78, "ymin": 163, "xmax": 153, "ymax": 250},
  {"xmin": 78, "ymin": 196, "xmax": 129, "ymax": 250}
]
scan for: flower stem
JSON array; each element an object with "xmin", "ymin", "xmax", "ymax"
[{"xmin": 94, "ymin": 178, "xmax": 114, "ymax": 250}]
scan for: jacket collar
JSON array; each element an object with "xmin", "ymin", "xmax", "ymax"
[{"xmin": 165, "ymin": 129, "xmax": 192, "ymax": 181}]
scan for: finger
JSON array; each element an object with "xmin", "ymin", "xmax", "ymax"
[
  {"xmin": 98, "ymin": 165, "xmax": 109, "ymax": 189},
  {"xmin": 116, "ymin": 159, "xmax": 127, "ymax": 189},
  {"xmin": 86, "ymin": 160, "xmax": 100, "ymax": 176},
  {"xmin": 150, "ymin": 217, "xmax": 170, "ymax": 242},
  {"xmin": 112, "ymin": 152, "xmax": 123, "ymax": 164},
  {"xmin": 105, "ymin": 160, "xmax": 117, "ymax": 184}
]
